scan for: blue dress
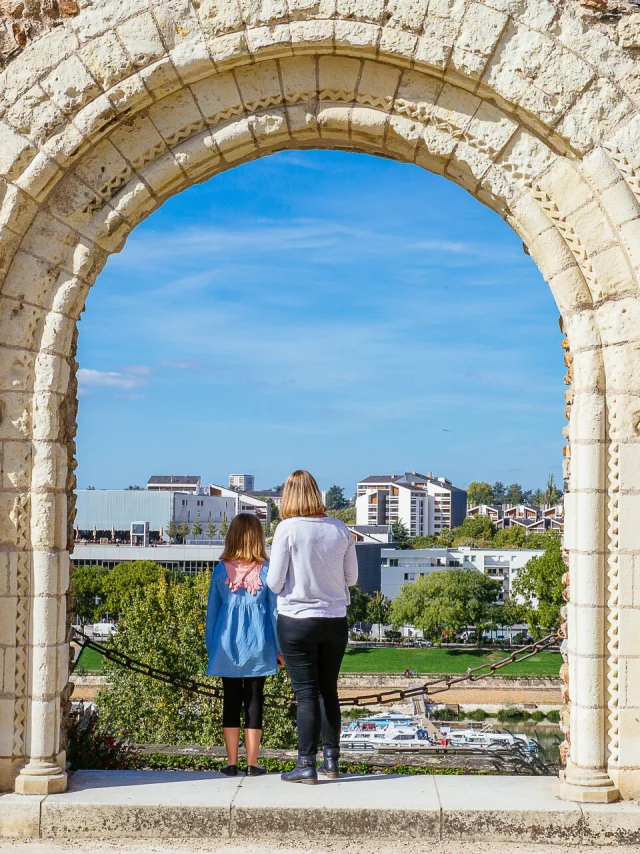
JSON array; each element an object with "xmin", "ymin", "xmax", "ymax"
[{"xmin": 205, "ymin": 561, "xmax": 279, "ymax": 678}]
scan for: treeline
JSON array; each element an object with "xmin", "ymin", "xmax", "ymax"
[
  {"xmin": 392, "ymin": 517, "xmax": 559, "ymax": 551},
  {"xmin": 466, "ymin": 474, "xmax": 562, "ymax": 508}
]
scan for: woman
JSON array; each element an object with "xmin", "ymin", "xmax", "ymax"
[
  {"xmin": 267, "ymin": 470, "xmax": 358, "ymax": 784},
  {"xmin": 206, "ymin": 513, "xmax": 283, "ymax": 777}
]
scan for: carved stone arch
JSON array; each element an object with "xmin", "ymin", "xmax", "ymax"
[{"xmin": 1, "ymin": 0, "xmax": 640, "ymax": 803}]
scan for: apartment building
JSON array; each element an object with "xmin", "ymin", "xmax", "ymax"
[
  {"xmin": 356, "ymin": 472, "xmax": 466, "ymax": 537},
  {"xmin": 229, "ymin": 474, "xmax": 255, "ymax": 492},
  {"xmin": 468, "ymin": 502, "xmax": 564, "ymax": 533},
  {"xmin": 380, "ymin": 546, "xmax": 544, "ymax": 602}
]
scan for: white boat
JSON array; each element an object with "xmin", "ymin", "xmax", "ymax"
[
  {"xmin": 340, "ymin": 725, "xmax": 432, "ymax": 751},
  {"xmin": 439, "ymin": 723, "xmax": 538, "ymax": 753}
]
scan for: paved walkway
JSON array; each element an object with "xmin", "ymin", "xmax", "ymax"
[{"xmin": 1, "ymin": 771, "xmax": 640, "ymax": 846}]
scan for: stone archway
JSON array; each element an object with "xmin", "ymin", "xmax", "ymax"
[{"xmin": 1, "ymin": 0, "xmax": 640, "ymax": 802}]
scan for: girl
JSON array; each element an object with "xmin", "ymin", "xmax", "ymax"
[
  {"xmin": 267, "ymin": 470, "xmax": 358, "ymax": 784},
  {"xmin": 206, "ymin": 513, "xmax": 283, "ymax": 777}
]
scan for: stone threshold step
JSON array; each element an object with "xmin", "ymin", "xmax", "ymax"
[{"xmin": 1, "ymin": 771, "xmax": 639, "ymax": 845}]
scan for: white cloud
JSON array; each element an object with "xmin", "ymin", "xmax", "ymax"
[{"xmin": 78, "ymin": 368, "xmax": 150, "ymax": 392}]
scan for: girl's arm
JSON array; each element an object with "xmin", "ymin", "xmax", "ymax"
[
  {"xmin": 344, "ymin": 538, "xmax": 359, "ymax": 587},
  {"xmin": 266, "ymin": 525, "xmax": 289, "ymax": 594},
  {"xmin": 205, "ymin": 567, "xmax": 221, "ymax": 654}
]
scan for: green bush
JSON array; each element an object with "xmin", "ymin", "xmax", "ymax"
[
  {"xmin": 546, "ymin": 709, "xmax": 561, "ymax": 723},
  {"xmin": 431, "ymin": 707, "xmax": 459, "ymax": 721},
  {"xmin": 464, "ymin": 708, "xmax": 488, "ymax": 722},
  {"xmin": 496, "ymin": 706, "xmax": 524, "ymax": 722},
  {"xmin": 530, "ymin": 710, "xmax": 546, "ymax": 722},
  {"xmin": 96, "ymin": 573, "xmax": 297, "ymax": 748}
]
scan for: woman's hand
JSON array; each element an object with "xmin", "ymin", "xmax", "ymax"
[{"xmin": 277, "ymin": 653, "xmax": 285, "ymax": 669}]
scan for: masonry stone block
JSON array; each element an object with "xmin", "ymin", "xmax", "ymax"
[{"xmin": 385, "ymin": 0, "xmax": 429, "ymax": 32}]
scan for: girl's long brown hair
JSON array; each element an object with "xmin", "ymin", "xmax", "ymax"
[
  {"xmin": 220, "ymin": 513, "xmax": 267, "ymax": 563},
  {"xmin": 280, "ymin": 470, "xmax": 326, "ymax": 520}
]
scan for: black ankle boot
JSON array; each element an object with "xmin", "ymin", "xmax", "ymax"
[
  {"xmin": 281, "ymin": 754, "xmax": 318, "ymax": 784},
  {"xmin": 220, "ymin": 764, "xmax": 238, "ymax": 777},
  {"xmin": 317, "ymin": 747, "xmax": 340, "ymax": 779},
  {"xmin": 246, "ymin": 764, "xmax": 267, "ymax": 776}
]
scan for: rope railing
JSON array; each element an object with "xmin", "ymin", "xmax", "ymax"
[{"xmin": 71, "ymin": 628, "xmax": 560, "ymax": 708}]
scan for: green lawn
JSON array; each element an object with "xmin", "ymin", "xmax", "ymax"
[
  {"xmin": 340, "ymin": 647, "xmax": 562, "ymax": 677},
  {"xmin": 74, "ymin": 645, "xmax": 561, "ymax": 678},
  {"xmin": 76, "ymin": 647, "xmax": 105, "ymax": 672}
]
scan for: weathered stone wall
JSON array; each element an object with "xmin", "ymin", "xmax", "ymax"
[{"xmin": 0, "ymin": 0, "xmax": 639, "ymax": 804}]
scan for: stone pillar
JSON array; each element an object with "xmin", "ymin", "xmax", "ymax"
[
  {"xmin": 11, "ymin": 347, "xmax": 75, "ymax": 795},
  {"xmin": 559, "ymin": 348, "xmax": 619, "ymax": 803}
]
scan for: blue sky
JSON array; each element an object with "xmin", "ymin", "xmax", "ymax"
[{"xmin": 75, "ymin": 149, "xmax": 565, "ymax": 496}]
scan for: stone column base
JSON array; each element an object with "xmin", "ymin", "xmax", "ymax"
[
  {"xmin": 559, "ymin": 767, "xmax": 620, "ymax": 803},
  {"xmin": 14, "ymin": 761, "xmax": 67, "ymax": 795}
]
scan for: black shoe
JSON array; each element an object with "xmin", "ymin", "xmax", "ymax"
[
  {"xmin": 317, "ymin": 747, "xmax": 340, "ymax": 779},
  {"xmin": 281, "ymin": 754, "xmax": 318, "ymax": 784},
  {"xmin": 246, "ymin": 764, "xmax": 267, "ymax": 776},
  {"xmin": 220, "ymin": 764, "xmax": 238, "ymax": 777}
]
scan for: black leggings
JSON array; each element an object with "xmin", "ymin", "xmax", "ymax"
[
  {"xmin": 222, "ymin": 676, "xmax": 266, "ymax": 729},
  {"xmin": 277, "ymin": 615, "xmax": 348, "ymax": 756}
]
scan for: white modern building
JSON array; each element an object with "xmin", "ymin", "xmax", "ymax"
[
  {"xmin": 229, "ymin": 474, "xmax": 255, "ymax": 492},
  {"xmin": 147, "ymin": 475, "xmax": 201, "ymax": 494},
  {"xmin": 71, "ymin": 543, "xmax": 224, "ymax": 575},
  {"xmin": 380, "ymin": 546, "xmax": 544, "ymax": 602},
  {"xmin": 356, "ymin": 472, "xmax": 466, "ymax": 537},
  {"xmin": 75, "ymin": 484, "xmax": 269, "ymax": 542}
]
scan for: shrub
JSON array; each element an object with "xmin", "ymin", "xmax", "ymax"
[
  {"xmin": 496, "ymin": 706, "xmax": 524, "ymax": 722},
  {"xmin": 431, "ymin": 707, "xmax": 459, "ymax": 721},
  {"xmin": 530, "ymin": 710, "xmax": 546, "ymax": 722},
  {"xmin": 67, "ymin": 709, "xmax": 141, "ymax": 771},
  {"xmin": 464, "ymin": 708, "xmax": 488, "ymax": 722},
  {"xmin": 546, "ymin": 709, "xmax": 561, "ymax": 723},
  {"xmin": 96, "ymin": 573, "xmax": 297, "ymax": 748}
]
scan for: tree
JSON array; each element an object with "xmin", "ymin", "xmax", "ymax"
[
  {"xmin": 511, "ymin": 535, "xmax": 566, "ymax": 638},
  {"xmin": 492, "ymin": 481, "xmax": 506, "ymax": 505},
  {"xmin": 258, "ymin": 497, "xmax": 280, "ymax": 524},
  {"xmin": 391, "ymin": 568, "xmax": 502, "ymax": 643},
  {"xmin": 346, "ymin": 585, "xmax": 370, "ymax": 626},
  {"xmin": 166, "ymin": 520, "xmax": 178, "ymax": 543},
  {"xmin": 87, "ymin": 486, "xmax": 96, "ymax": 490},
  {"xmin": 272, "ymin": 483, "xmax": 284, "ymax": 492},
  {"xmin": 367, "ymin": 591, "xmax": 392, "ymax": 627},
  {"xmin": 505, "ymin": 483, "xmax": 524, "ymax": 505},
  {"xmin": 125, "ymin": 485, "xmax": 142, "ymax": 490},
  {"xmin": 543, "ymin": 473, "xmax": 562, "ymax": 506},
  {"xmin": 325, "ymin": 485, "xmax": 348, "ymax": 510},
  {"xmin": 466, "ymin": 481, "xmax": 494, "ymax": 506},
  {"xmin": 71, "ymin": 564, "xmax": 108, "ymax": 623},
  {"xmin": 95, "ymin": 573, "xmax": 296, "ymax": 747},
  {"xmin": 206, "ymin": 520, "xmax": 218, "ymax": 539},
  {"xmin": 177, "ymin": 522, "xmax": 190, "ymax": 543},
  {"xmin": 492, "ymin": 525, "xmax": 527, "ymax": 548},
  {"xmin": 412, "ymin": 535, "xmax": 438, "ymax": 549},
  {"xmin": 191, "ymin": 520, "xmax": 203, "ymax": 539},
  {"xmin": 525, "ymin": 531, "xmax": 560, "ymax": 550},
  {"xmin": 101, "ymin": 560, "xmax": 166, "ymax": 619},
  {"xmin": 219, "ymin": 518, "xmax": 229, "ymax": 537},
  {"xmin": 391, "ymin": 520, "xmax": 412, "ymax": 549},
  {"xmin": 326, "ymin": 507, "xmax": 356, "ymax": 524},
  {"xmin": 452, "ymin": 515, "xmax": 495, "ymax": 544},
  {"xmin": 436, "ymin": 527, "xmax": 454, "ymax": 546}
]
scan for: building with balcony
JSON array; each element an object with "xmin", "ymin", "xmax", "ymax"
[
  {"xmin": 468, "ymin": 502, "xmax": 564, "ymax": 533},
  {"xmin": 380, "ymin": 546, "xmax": 544, "ymax": 602},
  {"xmin": 356, "ymin": 472, "xmax": 466, "ymax": 537}
]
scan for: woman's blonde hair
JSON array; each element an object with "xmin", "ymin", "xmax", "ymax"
[
  {"xmin": 280, "ymin": 470, "xmax": 326, "ymax": 520},
  {"xmin": 220, "ymin": 513, "xmax": 267, "ymax": 563}
]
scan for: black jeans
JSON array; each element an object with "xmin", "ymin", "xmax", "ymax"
[
  {"xmin": 221, "ymin": 676, "xmax": 266, "ymax": 730},
  {"xmin": 277, "ymin": 615, "xmax": 348, "ymax": 755}
]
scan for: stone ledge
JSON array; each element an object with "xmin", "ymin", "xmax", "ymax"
[{"xmin": 1, "ymin": 771, "xmax": 638, "ymax": 844}]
